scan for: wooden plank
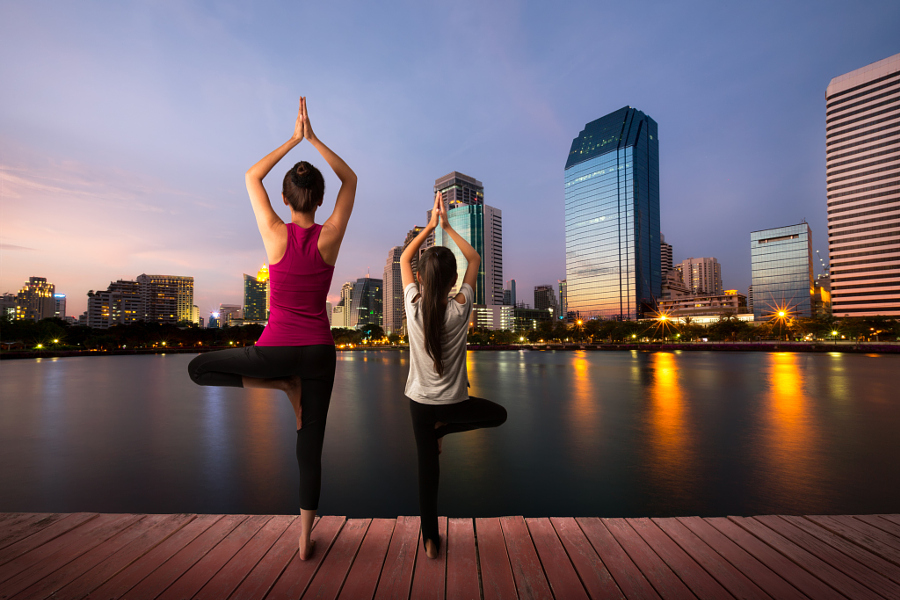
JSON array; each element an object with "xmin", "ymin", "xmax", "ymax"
[
  {"xmin": 160, "ymin": 514, "xmax": 270, "ymax": 599},
  {"xmin": 879, "ymin": 514, "xmax": 900, "ymax": 529},
  {"xmin": 338, "ymin": 518, "xmax": 395, "ymax": 600},
  {"xmin": 706, "ymin": 517, "xmax": 842, "ymax": 600},
  {"xmin": 225, "ymin": 515, "xmax": 304, "ymax": 600},
  {"xmin": 0, "ymin": 513, "xmax": 139, "ymax": 596},
  {"xmin": 780, "ymin": 515, "xmax": 900, "ymax": 585},
  {"xmin": 576, "ymin": 517, "xmax": 660, "ymax": 600},
  {"xmin": 677, "ymin": 517, "xmax": 806, "ymax": 600},
  {"xmin": 83, "ymin": 514, "xmax": 228, "ymax": 599},
  {"xmin": 374, "ymin": 515, "xmax": 420, "ymax": 600},
  {"xmin": 411, "ymin": 516, "xmax": 448, "ymax": 600},
  {"xmin": 264, "ymin": 515, "xmax": 346, "ymax": 600},
  {"xmin": 755, "ymin": 515, "xmax": 900, "ymax": 599},
  {"xmin": 807, "ymin": 515, "xmax": 900, "ymax": 567},
  {"xmin": 300, "ymin": 518, "xmax": 370, "ymax": 600},
  {"xmin": 475, "ymin": 517, "xmax": 518, "ymax": 600},
  {"xmin": 192, "ymin": 514, "xmax": 293, "ymax": 600},
  {"xmin": 0, "ymin": 514, "xmax": 64, "ymax": 551},
  {"xmin": 0, "ymin": 513, "xmax": 97, "ymax": 568},
  {"xmin": 43, "ymin": 514, "xmax": 196, "ymax": 600},
  {"xmin": 732, "ymin": 516, "xmax": 880, "ymax": 599},
  {"xmin": 550, "ymin": 518, "xmax": 624, "ymax": 600},
  {"xmin": 500, "ymin": 515, "xmax": 552, "ymax": 600},
  {"xmin": 652, "ymin": 517, "xmax": 769, "ymax": 600},
  {"xmin": 603, "ymin": 518, "xmax": 694, "ymax": 600},
  {"xmin": 446, "ymin": 518, "xmax": 480, "ymax": 600},
  {"xmin": 629, "ymin": 518, "xmax": 731, "ymax": 600},
  {"xmin": 855, "ymin": 515, "xmax": 900, "ymax": 539},
  {"xmin": 526, "ymin": 518, "xmax": 588, "ymax": 599}
]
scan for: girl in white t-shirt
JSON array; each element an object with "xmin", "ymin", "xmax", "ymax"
[{"xmin": 400, "ymin": 192, "xmax": 507, "ymax": 559}]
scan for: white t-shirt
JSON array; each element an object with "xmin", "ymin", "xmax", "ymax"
[{"xmin": 404, "ymin": 282, "xmax": 474, "ymax": 404}]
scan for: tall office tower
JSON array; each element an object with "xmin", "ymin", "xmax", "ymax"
[
  {"xmin": 748, "ymin": 285, "xmax": 753, "ymax": 314},
  {"xmin": 15, "ymin": 277, "xmax": 55, "ymax": 321},
  {"xmin": 383, "ymin": 246, "xmax": 403, "ymax": 334},
  {"xmin": 349, "ymin": 277, "xmax": 383, "ymax": 328},
  {"xmin": 435, "ymin": 203, "xmax": 504, "ymax": 305},
  {"xmin": 402, "ymin": 226, "xmax": 426, "ymax": 276},
  {"xmin": 191, "ymin": 305, "xmax": 200, "ymax": 325},
  {"xmin": 503, "ymin": 279, "xmax": 517, "ymax": 306},
  {"xmin": 53, "ymin": 294, "xmax": 66, "ymax": 319},
  {"xmin": 136, "ymin": 274, "xmax": 194, "ymax": 324},
  {"xmin": 534, "ymin": 285, "xmax": 558, "ymax": 318},
  {"xmin": 677, "ymin": 257, "xmax": 723, "ymax": 296},
  {"xmin": 243, "ymin": 269, "xmax": 269, "ymax": 322},
  {"xmin": 0, "ymin": 293, "xmax": 16, "ymax": 318},
  {"xmin": 564, "ymin": 107, "xmax": 661, "ymax": 320},
  {"xmin": 826, "ymin": 53, "xmax": 900, "ymax": 317},
  {"xmin": 750, "ymin": 223, "xmax": 814, "ymax": 319},
  {"xmin": 660, "ymin": 234, "xmax": 673, "ymax": 275},
  {"xmin": 218, "ymin": 304, "xmax": 243, "ymax": 326},
  {"xmin": 558, "ymin": 279, "xmax": 567, "ymax": 319},
  {"xmin": 434, "ymin": 171, "xmax": 484, "ymax": 207},
  {"xmin": 87, "ymin": 280, "xmax": 142, "ymax": 329}
]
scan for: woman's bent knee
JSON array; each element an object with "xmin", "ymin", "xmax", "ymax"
[{"xmin": 187, "ymin": 355, "xmax": 204, "ymax": 384}]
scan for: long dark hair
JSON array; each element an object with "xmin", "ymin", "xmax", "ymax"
[
  {"xmin": 282, "ymin": 161, "xmax": 325, "ymax": 213},
  {"xmin": 418, "ymin": 246, "xmax": 457, "ymax": 377}
]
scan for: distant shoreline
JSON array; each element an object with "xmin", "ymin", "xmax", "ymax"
[{"xmin": 2, "ymin": 341, "xmax": 898, "ymax": 360}]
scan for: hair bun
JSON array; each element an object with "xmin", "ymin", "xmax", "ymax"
[{"xmin": 291, "ymin": 162, "xmax": 315, "ymax": 188}]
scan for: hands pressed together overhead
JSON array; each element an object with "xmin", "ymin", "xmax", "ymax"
[{"xmin": 292, "ymin": 97, "xmax": 317, "ymax": 144}]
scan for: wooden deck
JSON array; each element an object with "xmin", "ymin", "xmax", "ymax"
[{"xmin": 1, "ymin": 513, "xmax": 899, "ymax": 599}]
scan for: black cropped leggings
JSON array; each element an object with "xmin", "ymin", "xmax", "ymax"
[
  {"xmin": 409, "ymin": 396, "xmax": 507, "ymax": 547},
  {"xmin": 188, "ymin": 344, "xmax": 336, "ymax": 511}
]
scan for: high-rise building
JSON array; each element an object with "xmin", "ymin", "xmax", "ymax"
[
  {"xmin": 0, "ymin": 293, "xmax": 16, "ymax": 318},
  {"xmin": 243, "ymin": 267, "xmax": 269, "ymax": 322},
  {"xmin": 53, "ymin": 293, "xmax": 66, "ymax": 319},
  {"xmin": 750, "ymin": 223, "xmax": 814, "ymax": 319},
  {"xmin": 826, "ymin": 53, "xmax": 900, "ymax": 317},
  {"xmin": 136, "ymin": 274, "xmax": 194, "ymax": 324},
  {"xmin": 434, "ymin": 171, "xmax": 484, "ymax": 207},
  {"xmin": 15, "ymin": 277, "xmax": 55, "ymax": 321},
  {"xmin": 564, "ymin": 107, "xmax": 661, "ymax": 320},
  {"xmin": 503, "ymin": 279, "xmax": 516, "ymax": 306},
  {"xmin": 218, "ymin": 304, "xmax": 242, "ymax": 326},
  {"xmin": 661, "ymin": 234, "xmax": 673, "ymax": 275},
  {"xmin": 435, "ymin": 203, "xmax": 504, "ymax": 305},
  {"xmin": 349, "ymin": 277, "xmax": 383, "ymax": 328},
  {"xmin": 558, "ymin": 279, "xmax": 568, "ymax": 320},
  {"xmin": 190, "ymin": 305, "xmax": 200, "ymax": 325},
  {"xmin": 534, "ymin": 285, "xmax": 558, "ymax": 318},
  {"xmin": 383, "ymin": 246, "xmax": 403, "ymax": 334},
  {"xmin": 86, "ymin": 280, "xmax": 142, "ymax": 329},
  {"xmin": 677, "ymin": 257, "xmax": 723, "ymax": 296}
]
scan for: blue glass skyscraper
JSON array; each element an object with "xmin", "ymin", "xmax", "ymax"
[
  {"xmin": 564, "ymin": 107, "xmax": 661, "ymax": 320},
  {"xmin": 750, "ymin": 223, "xmax": 814, "ymax": 319}
]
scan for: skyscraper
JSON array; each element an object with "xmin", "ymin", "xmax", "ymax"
[
  {"xmin": 349, "ymin": 276, "xmax": 383, "ymax": 329},
  {"xmin": 677, "ymin": 257, "xmax": 723, "ymax": 296},
  {"xmin": 243, "ymin": 267, "xmax": 269, "ymax": 322},
  {"xmin": 558, "ymin": 279, "xmax": 567, "ymax": 319},
  {"xmin": 15, "ymin": 277, "xmax": 55, "ymax": 321},
  {"xmin": 660, "ymin": 234, "xmax": 673, "ymax": 275},
  {"xmin": 434, "ymin": 171, "xmax": 484, "ymax": 207},
  {"xmin": 383, "ymin": 246, "xmax": 403, "ymax": 334},
  {"xmin": 435, "ymin": 203, "xmax": 504, "ymax": 305},
  {"xmin": 750, "ymin": 223, "xmax": 814, "ymax": 319},
  {"xmin": 534, "ymin": 285, "xmax": 558, "ymax": 318},
  {"xmin": 136, "ymin": 274, "xmax": 194, "ymax": 324},
  {"xmin": 53, "ymin": 293, "xmax": 66, "ymax": 319},
  {"xmin": 564, "ymin": 107, "xmax": 661, "ymax": 320},
  {"xmin": 86, "ymin": 280, "xmax": 142, "ymax": 329},
  {"xmin": 504, "ymin": 279, "xmax": 516, "ymax": 306},
  {"xmin": 826, "ymin": 53, "xmax": 900, "ymax": 317}
]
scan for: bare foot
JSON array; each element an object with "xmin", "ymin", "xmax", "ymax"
[
  {"xmin": 299, "ymin": 537, "xmax": 316, "ymax": 560},
  {"xmin": 425, "ymin": 538, "xmax": 438, "ymax": 559}
]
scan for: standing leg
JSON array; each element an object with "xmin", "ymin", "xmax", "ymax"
[{"xmin": 409, "ymin": 400, "xmax": 441, "ymax": 558}]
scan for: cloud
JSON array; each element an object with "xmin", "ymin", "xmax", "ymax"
[{"xmin": 0, "ymin": 243, "xmax": 36, "ymax": 251}]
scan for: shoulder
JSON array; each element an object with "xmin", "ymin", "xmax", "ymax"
[
  {"xmin": 404, "ymin": 282, "xmax": 420, "ymax": 304},
  {"xmin": 452, "ymin": 283, "xmax": 474, "ymax": 305}
]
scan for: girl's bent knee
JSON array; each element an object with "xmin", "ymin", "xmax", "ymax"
[{"xmin": 187, "ymin": 355, "xmax": 203, "ymax": 384}]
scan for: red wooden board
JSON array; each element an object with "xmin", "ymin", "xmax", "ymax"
[
  {"xmin": 807, "ymin": 515, "xmax": 900, "ymax": 567},
  {"xmin": 338, "ymin": 518, "xmax": 395, "ymax": 600},
  {"xmin": 0, "ymin": 513, "xmax": 96, "ymax": 568},
  {"xmin": 576, "ymin": 517, "xmax": 660, "ymax": 600},
  {"xmin": 855, "ymin": 514, "xmax": 900, "ymax": 539},
  {"xmin": 225, "ymin": 515, "xmax": 305, "ymax": 600},
  {"xmin": 550, "ymin": 517, "xmax": 624, "ymax": 600},
  {"xmin": 0, "ymin": 513, "xmax": 64, "ymax": 552},
  {"xmin": 374, "ymin": 515, "xmax": 420, "ymax": 600},
  {"xmin": 526, "ymin": 518, "xmax": 588, "ymax": 599},
  {"xmin": 500, "ymin": 515, "xmax": 552, "ymax": 600},
  {"xmin": 446, "ymin": 518, "xmax": 480, "ymax": 600},
  {"xmin": 677, "ymin": 516, "xmax": 805, "ymax": 600},
  {"xmin": 603, "ymin": 518, "xmax": 694, "ymax": 600},
  {"xmin": 475, "ymin": 518, "xmax": 518, "ymax": 600},
  {"xmin": 265, "ymin": 515, "xmax": 346, "ymax": 600},
  {"xmin": 411, "ymin": 516, "xmax": 448, "ymax": 600},
  {"xmin": 301, "ymin": 518, "xmax": 370, "ymax": 600}
]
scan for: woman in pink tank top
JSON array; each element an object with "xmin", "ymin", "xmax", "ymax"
[{"xmin": 188, "ymin": 97, "xmax": 356, "ymax": 560}]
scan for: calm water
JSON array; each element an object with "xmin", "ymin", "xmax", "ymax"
[{"xmin": 1, "ymin": 350, "xmax": 898, "ymax": 518}]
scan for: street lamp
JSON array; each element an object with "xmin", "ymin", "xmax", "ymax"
[{"xmin": 831, "ymin": 330, "xmax": 838, "ymax": 346}]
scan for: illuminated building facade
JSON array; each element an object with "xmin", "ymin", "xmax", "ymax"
[
  {"xmin": 750, "ymin": 223, "xmax": 814, "ymax": 319},
  {"xmin": 677, "ymin": 257, "xmax": 723, "ymax": 296},
  {"xmin": 243, "ymin": 266, "xmax": 269, "ymax": 322},
  {"xmin": 53, "ymin": 294, "xmax": 66, "ymax": 319},
  {"xmin": 565, "ymin": 107, "xmax": 661, "ymax": 320},
  {"xmin": 136, "ymin": 274, "xmax": 194, "ymax": 324},
  {"xmin": 15, "ymin": 277, "xmax": 55, "ymax": 322},
  {"xmin": 349, "ymin": 277, "xmax": 382, "ymax": 329},
  {"xmin": 434, "ymin": 171, "xmax": 484, "ymax": 207},
  {"xmin": 86, "ymin": 280, "xmax": 142, "ymax": 329},
  {"xmin": 826, "ymin": 53, "xmax": 900, "ymax": 317},
  {"xmin": 534, "ymin": 284, "xmax": 558, "ymax": 318},
  {"xmin": 434, "ymin": 203, "xmax": 503, "ymax": 305},
  {"xmin": 383, "ymin": 246, "xmax": 403, "ymax": 334},
  {"xmin": 558, "ymin": 279, "xmax": 568, "ymax": 320}
]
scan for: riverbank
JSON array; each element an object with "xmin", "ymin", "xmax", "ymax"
[{"xmin": 2, "ymin": 340, "xmax": 899, "ymax": 360}]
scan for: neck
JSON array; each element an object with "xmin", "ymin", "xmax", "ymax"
[{"xmin": 291, "ymin": 211, "xmax": 316, "ymax": 228}]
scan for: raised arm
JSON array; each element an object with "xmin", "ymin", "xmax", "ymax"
[
  {"xmin": 304, "ymin": 97, "xmax": 358, "ymax": 266},
  {"xmin": 438, "ymin": 196, "xmax": 481, "ymax": 304},
  {"xmin": 245, "ymin": 101, "xmax": 305, "ymax": 263},
  {"xmin": 401, "ymin": 193, "xmax": 441, "ymax": 288}
]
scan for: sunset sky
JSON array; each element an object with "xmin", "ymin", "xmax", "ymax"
[{"xmin": 2, "ymin": 1, "xmax": 898, "ymax": 317}]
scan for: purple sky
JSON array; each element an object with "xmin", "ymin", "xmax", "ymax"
[{"xmin": 2, "ymin": 1, "xmax": 898, "ymax": 318}]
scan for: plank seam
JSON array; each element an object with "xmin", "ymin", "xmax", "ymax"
[
  {"xmin": 265, "ymin": 514, "xmax": 337, "ymax": 599},
  {"xmin": 598, "ymin": 518, "xmax": 672, "ymax": 600},
  {"xmin": 530, "ymin": 517, "xmax": 590, "ymax": 598},
  {"xmin": 332, "ymin": 518, "xmax": 373, "ymax": 600},
  {"xmin": 365, "ymin": 518, "xmax": 395, "ymax": 599}
]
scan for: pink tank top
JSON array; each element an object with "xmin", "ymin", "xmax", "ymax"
[{"xmin": 256, "ymin": 223, "xmax": 335, "ymax": 347}]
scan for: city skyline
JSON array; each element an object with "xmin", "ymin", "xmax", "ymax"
[{"xmin": 2, "ymin": 2, "xmax": 898, "ymax": 316}]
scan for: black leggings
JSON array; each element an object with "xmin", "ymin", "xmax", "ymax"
[
  {"xmin": 409, "ymin": 396, "xmax": 507, "ymax": 547},
  {"xmin": 188, "ymin": 344, "xmax": 336, "ymax": 511}
]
